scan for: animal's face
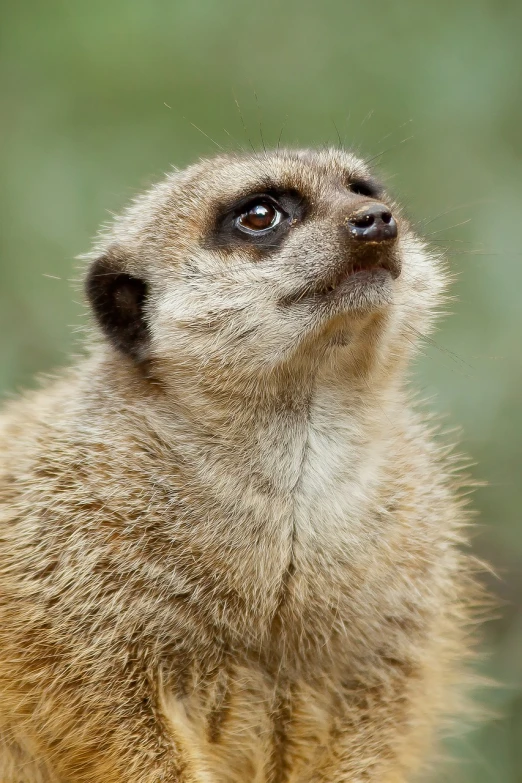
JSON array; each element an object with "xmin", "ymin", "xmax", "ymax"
[{"xmin": 86, "ymin": 149, "xmax": 446, "ymax": 385}]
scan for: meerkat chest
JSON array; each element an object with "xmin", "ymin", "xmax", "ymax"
[
  {"xmin": 161, "ymin": 411, "xmax": 389, "ymax": 782},
  {"xmin": 194, "ymin": 402, "xmax": 381, "ymax": 615}
]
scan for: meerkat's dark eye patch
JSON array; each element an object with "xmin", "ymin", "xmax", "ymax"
[
  {"xmin": 348, "ymin": 178, "xmax": 382, "ymax": 199},
  {"xmin": 211, "ymin": 189, "xmax": 306, "ymax": 252},
  {"xmin": 86, "ymin": 254, "xmax": 150, "ymax": 362}
]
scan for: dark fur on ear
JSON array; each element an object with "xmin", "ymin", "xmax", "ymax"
[{"xmin": 86, "ymin": 252, "xmax": 150, "ymax": 362}]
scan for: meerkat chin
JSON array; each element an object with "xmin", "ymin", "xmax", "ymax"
[{"xmin": 0, "ymin": 148, "xmax": 480, "ymax": 783}]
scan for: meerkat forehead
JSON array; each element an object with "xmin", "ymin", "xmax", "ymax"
[
  {"xmin": 177, "ymin": 147, "xmax": 372, "ymax": 202},
  {"xmin": 107, "ymin": 148, "xmax": 377, "ymax": 250}
]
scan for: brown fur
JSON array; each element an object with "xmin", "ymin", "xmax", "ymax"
[{"xmin": 0, "ymin": 148, "xmax": 480, "ymax": 782}]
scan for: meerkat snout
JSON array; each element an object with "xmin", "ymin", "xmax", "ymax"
[
  {"xmin": 345, "ymin": 201, "xmax": 398, "ymax": 243},
  {"xmin": 337, "ymin": 201, "xmax": 401, "ymax": 282}
]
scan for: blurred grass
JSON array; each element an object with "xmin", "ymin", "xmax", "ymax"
[{"xmin": 1, "ymin": 1, "xmax": 521, "ymax": 779}]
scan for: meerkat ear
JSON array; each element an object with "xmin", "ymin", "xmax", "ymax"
[{"xmin": 85, "ymin": 252, "xmax": 150, "ymax": 362}]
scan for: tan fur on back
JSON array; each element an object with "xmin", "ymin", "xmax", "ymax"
[{"xmin": 0, "ymin": 148, "xmax": 480, "ymax": 783}]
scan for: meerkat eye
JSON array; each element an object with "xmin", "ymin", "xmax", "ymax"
[
  {"xmin": 348, "ymin": 179, "xmax": 381, "ymax": 198},
  {"xmin": 235, "ymin": 200, "xmax": 283, "ymax": 234}
]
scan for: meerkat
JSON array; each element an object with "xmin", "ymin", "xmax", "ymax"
[{"xmin": 0, "ymin": 147, "xmax": 480, "ymax": 783}]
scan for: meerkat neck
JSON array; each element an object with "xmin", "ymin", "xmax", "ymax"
[{"xmin": 93, "ymin": 343, "xmax": 401, "ymax": 502}]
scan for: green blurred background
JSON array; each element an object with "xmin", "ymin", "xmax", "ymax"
[{"xmin": 1, "ymin": 1, "xmax": 521, "ymax": 779}]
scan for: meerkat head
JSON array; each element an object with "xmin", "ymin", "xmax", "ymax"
[{"xmin": 85, "ymin": 148, "xmax": 446, "ymax": 393}]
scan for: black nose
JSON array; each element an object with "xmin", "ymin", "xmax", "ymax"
[{"xmin": 346, "ymin": 203, "xmax": 398, "ymax": 242}]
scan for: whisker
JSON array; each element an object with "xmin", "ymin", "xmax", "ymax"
[
  {"xmin": 424, "ymin": 219, "xmax": 472, "ymax": 237},
  {"xmin": 415, "ymin": 199, "xmax": 493, "ymax": 229},
  {"xmin": 375, "ymin": 119, "xmax": 413, "ymax": 148},
  {"xmin": 277, "ymin": 116, "xmax": 288, "ymax": 152},
  {"xmin": 365, "ymin": 136, "xmax": 414, "ymax": 166},
  {"xmin": 233, "ymin": 93, "xmax": 256, "ymax": 153},
  {"xmin": 253, "ymin": 90, "xmax": 267, "ymax": 154},
  {"xmin": 183, "ymin": 118, "xmax": 224, "ymax": 151},
  {"xmin": 360, "ymin": 109, "xmax": 375, "ymax": 128},
  {"xmin": 407, "ymin": 325, "xmax": 475, "ymax": 377},
  {"xmin": 332, "ymin": 118, "xmax": 344, "ymax": 150},
  {"xmin": 222, "ymin": 127, "xmax": 245, "ymax": 153}
]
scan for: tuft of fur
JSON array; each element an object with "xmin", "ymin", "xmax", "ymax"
[{"xmin": 0, "ymin": 148, "xmax": 482, "ymax": 782}]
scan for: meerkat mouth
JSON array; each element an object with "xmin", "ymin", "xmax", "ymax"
[
  {"xmin": 319, "ymin": 260, "xmax": 390, "ymax": 292},
  {"xmin": 283, "ymin": 252, "xmax": 400, "ymax": 306}
]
